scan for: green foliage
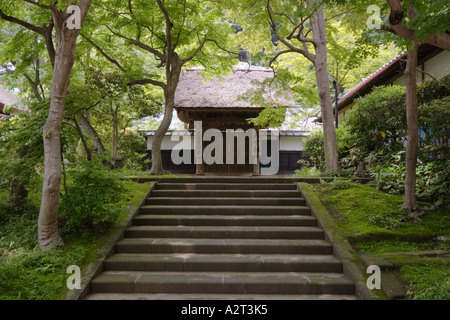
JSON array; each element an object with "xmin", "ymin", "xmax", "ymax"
[
  {"xmin": 415, "ymin": 160, "xmax": 450, "ymax": 208},
  {"xmin": 244, "ymin": 70, "xmax": 291, "ymax": 128},
  {"xmin": 320, "ymin": 178, "xmax": 358, "ymax": 190},
  {"xmin": 0, "ymin": 177, "xmax": 145, "ymax": 300},
  {"xmin": 0, "ymin": 202, "xmax": 38, "ymax": 250},
  {"xmin": 314, "ymin": 183, "xmax": 449, "ymax": 238},
  {"xmin": 401, "ymin": 262, "xmax": 450, "ymax": 300},
  {"xmin": 294, "ymin": 160, "xmax": 321, "ymax": 177},
  {"xmin": 0, "ymin": 99, "xmax": 48, "ymax": 192},
  {"xmin": 371, "ymin": 162, "xmax": 406, "ymax": 195},
  {"xmin": 343, "ymin": 85, "xmax": 407, "ymax": 154},
  {"xmin": 0, "ymin": 241, "xmax": 95, "ymax": 300},
  {"xmin": 304, "ymin": 129, "xmax": 326, "ymax": 170},
  {"xmin": 371, "ymin": 159, "xmax": 450, "ymax": 209},
  {"xmin": 59, "ymin": 161, "xmax": 126, "ymax": 235},
  {"xmin": 404, "ymin": 0, "xmax": 450, "ymax": 44},
  {"xmin": 333, "ymin": 76, "xmax": 450, "ymax": 208},
  {"xmin": 418, "ymin": 96, "xmax": 450, "ymax": 159},
  {"xmin": 118, "ymin": 129, "xmax": 149, "ymax": 171}
]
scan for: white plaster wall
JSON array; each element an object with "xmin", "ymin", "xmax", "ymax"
[
  {"xmin": 279, "ymin": 136, "xmax": 305, "ymax": 151},
  {"xmin": 394, "ymin": 50, "xmax": 450, "ymax": 86},
  {"xmin": 148, "ymin": 134, "xmax": 305, "ymax": 151},
  {"xmin": 147, "ymin": 135, "xmax": 194, "ymax": 151},
  {"xmin": 424, "ymin": 50, "xmax": 450, "ymax": 80}
]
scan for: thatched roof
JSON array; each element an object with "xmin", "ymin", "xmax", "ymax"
[
  {"xmin": 0, "ymin": 86, "xmax": 19, "ymax": 106},
  {"xmin": 174, "ymin": 65, "xmax": 295, "ymax": 109},
  {"xmin": 0, "ymin": 86, "xmax": 27, "ymax": 119}
]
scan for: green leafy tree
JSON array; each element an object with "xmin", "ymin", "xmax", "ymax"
[
  {"xmin": 0, "ymin": 0, "xmax": 93, "ymax": 249},
  {"xmin": 379, "ymin": 0, "xmax": 449, "ymax": 212},
  {"xmin": 83, "ymin": 0, "xmax": 237, "ymax": 175},
  {"xmin": 327, "ymin": 0, "xmax": 449, "ymax": 212}
]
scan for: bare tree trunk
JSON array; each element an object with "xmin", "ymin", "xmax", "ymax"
[
  {"xmin": 38, "ymin": 1, "xmax": 92, "ymax": 250},
  {"xmin": 149, "ymin": 100, "xmax": 174, "ymax": 175},
  {"xmin": 149, "ymin": 53, "xmax": 181, "ymax": 175},
  {"xmin": 74, "ymin": 117, "xmax": 92, "ymax": 161},
  {"xmin": 404, "ymin": 42, "xmax": 420, "ymax": 213},
  {"xmin": 311, "ymin": 8, "xmax": 339, "ymax": 172},
  {"xmin": 112, "ymin": 105, "xmax": 119, "ymax": 158},
  {"xmin": 11, "ymin": 60, "xmax": 45, "ymax": 204},
  {"xmin": 9, "ymin": 149, "xmax": 28, "ymax": 204},
  {"xmin": 77, "ymin": 111, "xmax": 106, "ymax": 155}
]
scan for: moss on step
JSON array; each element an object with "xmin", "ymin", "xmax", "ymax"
[{"xmin": 298, "ymin": 183, "xmax": 387, "ymax": 300}]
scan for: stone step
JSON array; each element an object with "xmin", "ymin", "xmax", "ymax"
[
  {"xmin": 115, "ymin": 238, "xmax": 333, "ymax": 254},
  {"xmin": 90, "ymin": 271, "xmax": 355, "ymax": 295},
  {"xmin": 84, "ymin": 293, "xmax": 358, "ymax": 300},
  {"xmin": 146, "ymin": 197, "xmax": 306, "ymax": 206},
  {"xmin": 158, "ymin": 177, "xmax": 300, "ymax": 184},
  {"xmin": 104, "ymin": 253, "xmax": 343, "ymax": 273},
  {"xmin": 150, "ymin": 190, "xmax": 301, "ymax": 198},
  {"xmin": 155, "ymin": 183, "xmax": 297, "ymax": 190},
  {"xmin": 139, "ymin": 205, "xmax": 311, "ymax": 216},
  {"xmin": 84, "ymin": 178, "xmax": 357, "ymax": 300},
  {"xmin": 124, "ymin": 226, "xmax": 324, "ymax": 239},
  {"xmin": 132, "ymin": 215, "xmax": 317, "ymax": 227}
]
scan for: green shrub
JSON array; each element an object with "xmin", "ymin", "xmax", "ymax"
[
  {"xmin": 371, "ymin": 160, "xmax": 450, "ymax": 208},
  {"xmin": 59, "ymin": 161, "xmax": 125, "ymax": 235},
  {"xmin": 418, "ymin": 96, "xmax": 450, "ymax": 160},
  {"xmin": 294, "ymin": 166, "xmax": 321, "ymax": 177},
  {"xmin": 118, "ymin": 129, "xmax": 148, "ymax": 171},
  {"xmin": 371, "ymin": 163, "xmax": 406, "ymax": 195},
  {"xmin": 415, "ymin": 160, "xmax": 450, "ymax": 208},
  {"xmin": 303, "ymin": 129, "xmax": 325, "ymax": 170},
  {"xmin": 343, "ymin": 85, "xmax": 407, "ymax": 154},
  {"xmin": 294, "ymin": 159, "xmax": 321, "ymax": 177},
  {"xmin": 320, "ymin": 178, "xmax": 357, "ymax": 190}
]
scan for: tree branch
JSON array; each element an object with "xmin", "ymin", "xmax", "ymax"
[
  {"xmin": 382, "ymin": 24, "xmax": 450, "ymax": 51},
  {"xmin": 416, "ymin": 68, "xmax": 450, "ymax": 91},
  {"xmin": 128, "ymin": 78, "xmax": 166, "ymax": 89},
  {"xmin": 269, "ymin": 49, "xmax": 294, "ymax": 66},
  {"xmin": 0, "ymin": 9, "xmax": 56, "ymax": 68},
  {"xmin": 22, "ymin": 0, "xmax": 52, "ymax": 10},
  {"xmin": 0, "ymin": 8, "xmax": 44, "ymax": 33},
  {"xmin": 385, "ymin": 0, "xmax": 405, "ymax": 25},
  {"xmin": 155, "ymin": 0, "xmax": 173, "ymax": 77},
  {"xmin": 105, "ymin": 25, "xmax": 166, "ymax": 61},
  {"xmin": 181, "ymin": 37, "xmax": 210, "ymax": 65},
  {"xmin": 267, "ymin": 1, "xmax": 316, "ymax": 63},
  {"xmin": 81, "ymin": 33, "xmax": 125, "ymax": 72},
  {"xmin": 383, "ymin": 0, "xmax": 450, "ymax": 51}
]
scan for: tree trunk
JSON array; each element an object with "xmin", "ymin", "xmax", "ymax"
[
  {"xmin": 9, "ymin": 149, "xmax": 28, "ymax": 204},
  {"xmin": 74, "ymin": 117, "xmax": 92, "ymax": 161},
  {"xmin": 149, "ymin": 53, "xmax": 181, "ymax": 175},
  {"xmin": 149, "ymin": 96, "xmax": 174, "ymax": 175},
  {"xmin": 311, "ymin": 8, "xmax": 339, "ymax": 172},
  {"xmin": 39, "ymin": 42, "xmax": 75, "ymax": 248},
  {"xmin": 38, "ymin": 2, "xmax": 92, "ymax": 250},
  {"xmin": 77, "ymin": 111, "xmax": 106, "ymax": 155},
  {"xmin": 112, "ymin": 105, "xmax": 119, "ymax": 158},
  {"xmin": 404, "ymin": 42, "xmax": 420, "ymax": 213}
]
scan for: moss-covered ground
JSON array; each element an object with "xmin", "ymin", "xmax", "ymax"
[
  {"xmin": 312, "ymin": 182, "xmax": 450, "ymax": 300},
  {"xmin": 0, "ymin": 180, "xmax": 149, "ymax": 300}
]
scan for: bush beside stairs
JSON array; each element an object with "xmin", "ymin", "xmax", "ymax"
[{"xmin": 84, "ymin": 177, "xmax": 358, "ymax": 300}]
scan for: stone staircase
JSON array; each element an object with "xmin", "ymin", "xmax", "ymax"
[{"xmin": 84, "ymin": 177, "xmax": 358, "ymax": 300}]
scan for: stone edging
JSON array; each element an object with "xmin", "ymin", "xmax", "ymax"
[
  {"xmin": 65, "ymin": 182, "xmax": 155, "ymax": 300},
  {"xmin": 297, "ymin": 182, "xmax": 387, "ymax": 300}
]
